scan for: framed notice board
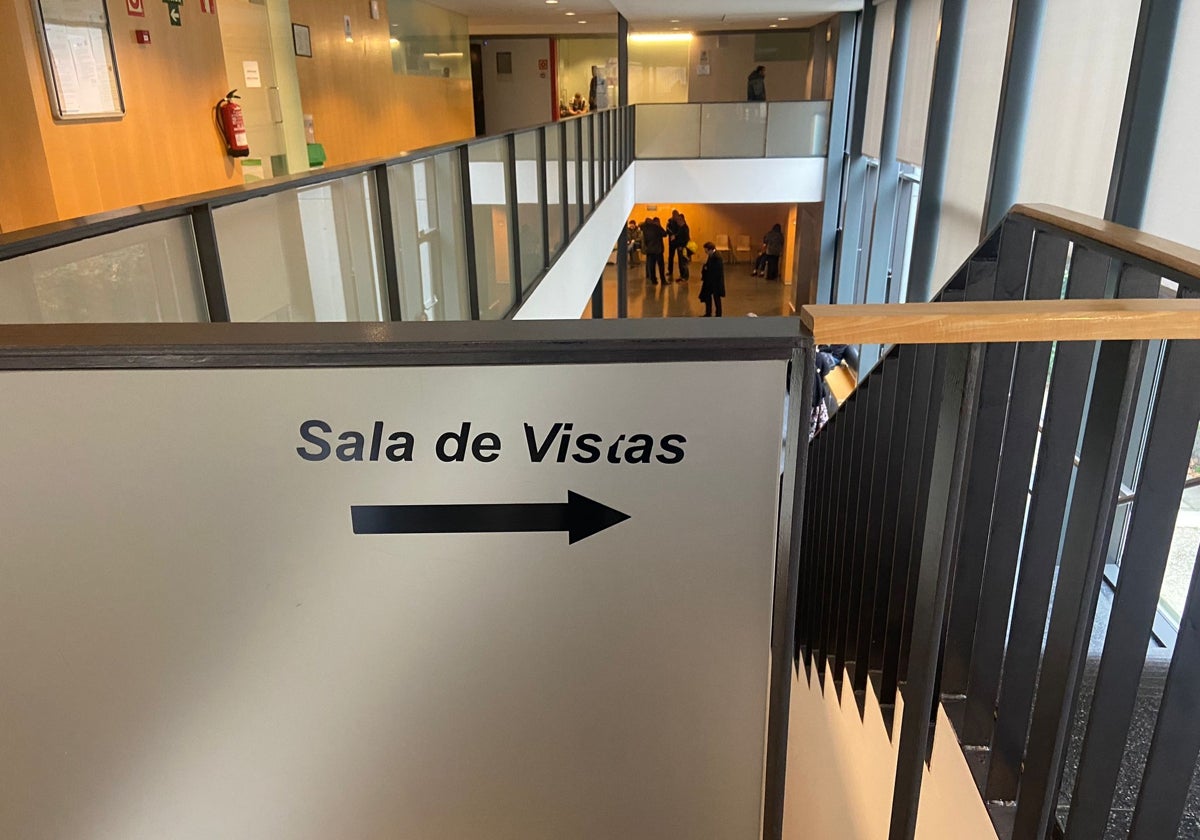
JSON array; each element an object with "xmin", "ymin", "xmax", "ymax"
[{"xmin": 31, "ymin": 0, "xmax": 125, "ymax": 120}]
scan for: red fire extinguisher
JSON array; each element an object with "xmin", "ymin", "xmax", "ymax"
[{"xmin": 215, "ymin": 90, "xmax": 250, "ymax": 158}]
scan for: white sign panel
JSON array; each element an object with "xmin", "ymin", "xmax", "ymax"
[
  {"xmin": 0, "ymin": 361, "xmax": 787, "ymax": 839},
  {"xmin": 242, "ymin": 59, "xmax": 262, "ymax": 88}
]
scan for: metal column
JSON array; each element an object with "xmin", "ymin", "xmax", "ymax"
[
  {"xmin": 834, "ymin": 3, "xmax": 877, "ymax": 305},
  {"xmin": 1105, "ymin": 0, "xmax": 1183, "ymax": 227},
  {"xmin": 816, "ymin": 12, "xmax": 859, "ymax": 306},
  {"xmin": 981, "ymin": 0, "xmax": 1047, "ymax": 235},
  {"xmin": 864, "ymin": 0, "xmax": 914, "ymax": 308},
  {"xmin": 905, "ymin": 0, "xmax": 968, "ymax": 302}
]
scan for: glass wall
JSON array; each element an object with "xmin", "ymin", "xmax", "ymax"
[
  {"xmin": 387, "ymin": 0, "xmax": 469, "ymax": 79},
  {"xmin": 467, "ymin": 138, "xmax": 517, "ymax": 319},
  {"xmin": 545, "ymin": 122, "xmax": 566, "ymax": 256},
  {"xmin": 700, "ymin": 103, "xmax": 768, "ymax": 157},
  {"xmin": 628, "ymin": 36, "xmax": 691, "ymax": 103},
  {"xmin": 514, "ymin": 130, "xmax": 547, "ymax": 291},
  {"xmin": 556, "ymin": 36, "xmax": 618, "ymax": 114},
  {"xmin": 634, "ymin": 102, "xmax": 830, "ymax": 159},
  {"xmin": 580, "ymin": 115, "xmax": 595, "ymax": 210},
  {"xmin": 215, "ymin": 174, "xmax": 385, "ymax": 322},
  {"xmin": 564, "ymin": 118, "xmax": 582, "ymax": 235},
  {"xmin": 387, "ymin": 150, "xmax": 471, "ymax": 321},
  {"xmin": 0, "ymin": 219, "xmax": 207, "ymax": 323},
  {"xmin": 0, "ymin": 106, "xmax": 634, "ymax": 326}
]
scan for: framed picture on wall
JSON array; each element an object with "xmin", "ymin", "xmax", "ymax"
[
  {"xmin": 293, "ymin": 23, "xmax": 312, "ymax": 58},
  {"xmin": 31, "ymin": 0, "xmax": 125, "ymax": 120}
]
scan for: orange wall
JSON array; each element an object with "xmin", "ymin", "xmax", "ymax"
[
  {"xmin": 289, "ymin": 0, "xmax": 473, "ymax": 166},
  {"xmin": 0, "ymin": 0, "xmax": 57, "ymax": 232},
  {"xmin": 0, "ymin": 0, "xmax": 474, "ymax": 233},
  {"xmin": 8, "ymin": 0, "xmax": 240, "ymax": 226},
  {"xmin": 629, "ymin": 202, "xmax": 794, "ymax": 253}
]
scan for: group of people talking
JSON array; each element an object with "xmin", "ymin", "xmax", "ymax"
[{"xmin": 627, "ymin": 211, "xmax": 726, "ymax": 316}]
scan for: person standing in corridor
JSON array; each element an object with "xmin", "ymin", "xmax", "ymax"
[
  {"xmin": 666, "ymin": 210, "xmax": 681, "ymax": 279},
  {"xmin": 699, "ymin": 242, "xmax": 725, "ymax": 316},
  {"xmin": 747, "ymin": 66, "xmax": 767, "ymax": 102},
  {"xmin": 763, "ymin": 222, "xmax": 784, "ymax": 280},
  {"xmin": 641, "ymin": 216, "xmax": 668, "ymax": 284},
  {"xmin": 674, "ymin": 213, "xmax": 692, "ymax": 282}
]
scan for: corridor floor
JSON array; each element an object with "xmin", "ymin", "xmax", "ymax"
[{"xmin": 581, "ymin": 256, "xmax": 796, "ymax": 319}]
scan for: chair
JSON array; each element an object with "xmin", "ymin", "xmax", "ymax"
[
  {"xmin": 734, "ymin": 234, "xmax": 752, "ymax": 263},
  {"xmin": 714, "ymin": 234, "xmax": 734, "ymax": 262}
]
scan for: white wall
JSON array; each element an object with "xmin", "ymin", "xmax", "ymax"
[
  {"xmin": 1014, "ymin": 0, "xmax": 1140, "ymax": 216},
  {"xmin": 479, "ymin": 38, "xmax": 552, "ymax": 134},
  {"xmin": 635, "ymin": 158, "xmax": 826, "ymax": 205},
  {"xmin": 784, "ymin": 664, "xmax": 998, "ymax": 840}
]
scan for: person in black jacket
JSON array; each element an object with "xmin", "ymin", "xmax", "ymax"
[
  {"xmin": 674, "ymin": 213, "xmax": 692, "ymax": 281},
  {"xmin": 699, "ymin": 242, "xmax": 725, "ymax": 316},
  {"xmin": 747, "ymin": 66, "xmax": 767, "ymax": 102},
  {"xmin": 640, "ymin": 216, "xmax": 668, "ymax": 284},
  {"xmin": 666, "ymin": 210, "xmax": 681, "ymax": 278}
]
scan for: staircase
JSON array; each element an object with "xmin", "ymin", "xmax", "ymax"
[{"xmin": 797, "ymin": 204, "xmax": 1200, "ymax": 839}]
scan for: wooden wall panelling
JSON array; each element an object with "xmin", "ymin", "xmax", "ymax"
[
  {"xmin": 17, "ymin": 0, "xmax": 239, "ymax": 223},
  {"xmin": 0, "ymin": 0, "xmax": 58, "ymax": 231},
  {"xmin": 289, "ymin": 0, "xmax": 473, "ymax": 167}
]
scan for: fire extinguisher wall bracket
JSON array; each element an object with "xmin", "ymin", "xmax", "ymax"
[{"xmin": 216, "ymin": 90, "xmax": 251, "ymax": 158}]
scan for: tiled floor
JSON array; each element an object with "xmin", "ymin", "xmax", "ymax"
[{"xmin": 581, "ymin": 257, "xmax": 797, "ymax": 319}]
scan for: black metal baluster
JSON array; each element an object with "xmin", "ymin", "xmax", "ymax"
[
  {"xmin": 1065, "ymin": 337, "xmax": 1200, "ymax": 840},
  {"xmin": 1128, "ymin": 538, "xmax": 1200, "ymax": 840},
  {"xmin": 986, "ymin": 245, "xmax": 1112, "ymax": 803},
  {"xmin": 834, "ymin": 379, "xmax": 873, "ymax": 691},
  {"xmin": 1011, "ymin": 339, "xmax": 1148, "ymax": 840},
  {"xmin": 942, "ymin": 219, "xmax": 1036, "ymax": 698},
  {"xmin": 870, "ymin": 347, "xmax": 912, "ymax": 687},
  {"xmin": 960, "ymin": 233, "xmax": 1069, "ymax": 750},
  {"xmin": 854, "ymin": 352, "xmax": 896, "ymax": 700},
  {"xmin": 889, "ymin": 343, "xmax": 983, "ymax": 840},
  {"xmin": 880, "ymin": 342, "xmax": 935, "ymax": 715}
]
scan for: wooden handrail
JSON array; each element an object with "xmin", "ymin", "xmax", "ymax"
[
  {"xmin": 801, "ymin": 299, "xmax": 1200, "ymax": 345},
  {"xmin": 1014, "ymin": 204, "xmax": 1200, "ymax": 282}
]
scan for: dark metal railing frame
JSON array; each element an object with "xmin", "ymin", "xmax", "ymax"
[
  {"xmin": 802, "ymin": 209, "xmax": 1200, "ymax": 840},
  {"xmin": 0, "ymin": 108, "xmax": 635, "ymax": 325}
]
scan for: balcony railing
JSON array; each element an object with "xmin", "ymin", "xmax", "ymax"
[
  {"xmin": 800, "ymin": 205, "xmax": 1200, "ymax": 839},
  {"xmin": 633, "ymin": 100, "xmax": 831, "ymax": 160},
  {"xmin": 0, "ymin": 108, "xmax": 633, "ymax": 325}
]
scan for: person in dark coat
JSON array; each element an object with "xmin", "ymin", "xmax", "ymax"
[
  {"xmin": 762, "ymin": 222, "xmax": 784, "ymax": 280},
  {"xmin": 747, "ymin": 66, "xmax": 767, "ymax": 102},
  {"xmin": 666, "ymin": 210, "xmax": 681, "ymax": 278},
  {"xmin": 674, "ymin": 213, "xmax": 692, "ymax": 281},
  {"xmin": 699, "ymin": 241, "xmax": 725, "ymax": 316},
  {"xmin": 640, "ymin": 216, "xmax": 668, "ymax": 284}
]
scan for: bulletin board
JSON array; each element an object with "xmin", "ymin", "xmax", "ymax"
[{"xmin": 31, "ymin": 0, "xmax": 125, "ymax": 120}]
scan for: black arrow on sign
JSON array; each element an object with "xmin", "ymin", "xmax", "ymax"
[{"xmin": 351, "ymin": 491, "xmax": 630, "ymax": 544}]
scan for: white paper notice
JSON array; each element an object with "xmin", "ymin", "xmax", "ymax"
[
  {"xmin": 243, "ymin": 60, "xmax": 262, "ymax": 88},
  {"xmin": 43, "ymin": 21, "xmax": 115, "ymax": 115}
]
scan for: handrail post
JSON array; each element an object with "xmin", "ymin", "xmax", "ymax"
[
  {"xmin": 372, "ymin": 163, "xmax": 403, "ymax": 321},
  {"xmin": 457, "ymin": 144, "xmax": 481, "ymax": 320},
  {"xmin": 189, "ymin": 205, "xmax": 230, "ymax": 323},
  {"xmin": 505, "ymin": 133, "xmax": 523, "ymax": 303}
]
